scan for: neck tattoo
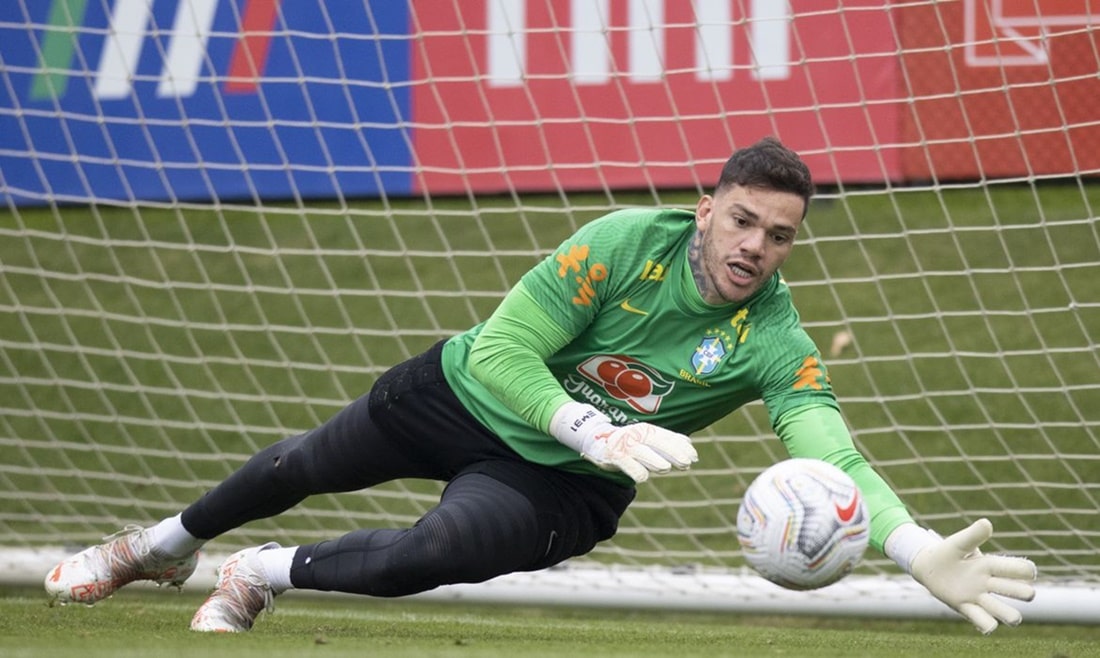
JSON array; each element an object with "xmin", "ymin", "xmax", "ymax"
[{"xmin": 687, "ymin": 230, "xmax": 718, "ymax": 303}]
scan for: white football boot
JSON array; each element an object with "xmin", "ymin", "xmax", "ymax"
[
  {"xmin": 44, "ymin": 525, "xmax": 199, "ymax": 605},
  {"xmin": 190, "ymin": 543, "xmax": 280, "ymax": 632}
]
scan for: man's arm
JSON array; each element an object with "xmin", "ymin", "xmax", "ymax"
[
  {"xmin": 467, "ymin": 281, "xmax": 697, "ymax": 483},
  {"xmin": 466, "ymin": 281, "xmax": 575, "ymax": 431},
  {"xmin": 775, "ymin": 404, "xmax": 1037, "ymax": 633},
  {"xmin": 773, "ymin": 404, "xmax": 913, "ymax": 551}
]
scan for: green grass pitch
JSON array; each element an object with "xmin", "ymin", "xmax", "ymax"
[{"xmin": 2, "ymin": 585, "xmax": 1098, "ymax": 657}]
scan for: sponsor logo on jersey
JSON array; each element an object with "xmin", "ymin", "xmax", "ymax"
[
  {"xmin": 792, "ymin": 355, "xmax": 830, "ymax": 391},
  {"xmin": 618, "ymin": 298, "xmax": 648, "ymax": 316},
  {"xmin": 573, "ymin": 354, "xmax": 674, "ymax": 414},
  {"xmin": 563, "ymin": 374, "xmax": 632, "ymax": 424},
  {"xmin": 637, "ymin": 259, "xmax": 668, "ymax": 282},
  {"xmin": 730, "ymin": 307, "xmax": 752, "ymax": 344},
  {"xmin": 556, "ymin": 243, "xmax": 608, "ymax": 307}
]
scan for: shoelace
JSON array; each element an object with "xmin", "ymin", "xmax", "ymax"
[
  {"xmin": 209, "ymin": 567, "xmax": 275, "ymax": 629},
  {"xmin": 94, "ymin": 525, "xmax": 150, "ymax": 582}
]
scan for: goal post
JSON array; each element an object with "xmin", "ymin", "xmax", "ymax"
[{"xmin": 2, "ymin": 0, "xmax": 1098, "ymax": 622}]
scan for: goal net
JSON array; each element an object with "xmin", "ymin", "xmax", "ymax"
[{"xmin": 1, "ymin": 0, "xmax": 1098, "ymax": 623}]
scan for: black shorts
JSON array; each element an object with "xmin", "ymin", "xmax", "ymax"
[{"xmin": 365, "ymin": 340, "xmax": 636, "ymax": 562}]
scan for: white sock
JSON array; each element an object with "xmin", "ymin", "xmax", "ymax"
[
  {"xmin": 145, "ymin": 514, "xmax": 205, "ymax": 558},
  {"xmin": 256, "ymin": 545, "xmax": 297, "ymax": 594}
]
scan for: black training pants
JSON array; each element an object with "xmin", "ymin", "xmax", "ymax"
[{"xmin": 179, "ymin": 340, "xmax": 635, "ymax": 597}]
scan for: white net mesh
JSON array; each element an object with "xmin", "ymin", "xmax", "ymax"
[{"xmin": 1, "ymin": 0, "xmax": 1097, "ymax": 617}]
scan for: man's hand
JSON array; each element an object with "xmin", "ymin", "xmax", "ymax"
[
  {"xmin": 581, "ymin": 422, "xmax": 698, "ymax": 483},
  {"xmin": 549, "ymin": 401, "xmax": 698, "ymax": 483},
  {"xmin": 908, "ymin": 518, "xmax": 1037, "ymax": 634}
]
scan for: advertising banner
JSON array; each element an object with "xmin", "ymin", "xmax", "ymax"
[
  {"xmin": 895, "ymin": 0, "xmax": 1099, "ymax": 180},
  {"xmin": 1, "ymin": 0, "xmax": 413, "ymax": 204},
  {"xmin": 0, "ymin": 1, "xmax": 1093, "ymax": 206},
  {"xmin": 410, "ymin": 0, "xmax": 901, "ymax": 194}
]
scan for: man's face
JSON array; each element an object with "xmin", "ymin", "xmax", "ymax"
[{"xmin": 693, "ymin": 184, "xmax": 806, "ymax": 305}]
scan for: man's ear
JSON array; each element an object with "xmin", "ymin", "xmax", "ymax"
[{"xmin": 695, "ymin": 194, "xmax": 713, "ymax": 230}]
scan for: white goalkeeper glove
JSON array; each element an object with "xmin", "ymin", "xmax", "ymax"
[
  {"xmin": 549, "ymin": 401, "xmax": 698, "ymax": 484},
  {"xmin": 887, "ymin": 519, "xmax": 1037, "ymax": 634}
]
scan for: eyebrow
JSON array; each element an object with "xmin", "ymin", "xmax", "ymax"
[
  {"xmin": 732, "ymin": 202, "xmax": 797, "ymax": 236},
  {"xmin": 731, "ymin": 203, "xmax": 759, "ymax": 221}
]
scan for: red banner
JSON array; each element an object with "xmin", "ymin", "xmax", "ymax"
[
  {"xmin": 411, "ymin": 0, "xmax": 901, "ymax": 194},
  {"xmin": 410, "ymin": 1, "xmax": 1095, "ymax": 194},
  {"xmin": 896, "ymin": 0, "xmax": 1099, "ymax": 180}
]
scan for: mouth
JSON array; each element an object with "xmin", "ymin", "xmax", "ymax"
[{"xmin": 728, "ymin": 261, "xmax": 757, "ymax": 283}]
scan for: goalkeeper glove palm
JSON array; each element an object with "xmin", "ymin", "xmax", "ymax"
[
  {"xmin": 903, "ymin": 519, "xmax": 1037, "ymax": 634},
  {"xmin": 549, "ymin": 401, "xmax": 697, "ymax": 483}
]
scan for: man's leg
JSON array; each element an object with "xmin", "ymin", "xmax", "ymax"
[
  {"xmin": 191, "ymin": 461, "xmax": 633, "ymax": 631},
  {"xmin": 45, "ymin": 342, "xmax": 456, "ymax": 606},
  {"xmin": 171, "ymin": 335, "xmax": 478, "ymax": 545},
  {"xmin": 289, "ymin": 470, "xmax": 544, "ymax": 596},
  {"xmin": 285, "ymin": 459, "xmax": 632, "ymax": 597},
  {"xmin": 180, "ymin": 393, "xmax": 431, "ymax": 542}
]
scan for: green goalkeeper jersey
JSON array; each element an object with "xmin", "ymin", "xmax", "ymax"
[
  {"xmin": 444, "ymin": 206, "xmax": 837, "ymax": 473},
  {"xmin": 441, "ymin": 207, "xmax": 915, "ymax": 551}
]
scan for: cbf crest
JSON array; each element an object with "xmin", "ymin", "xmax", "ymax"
[{"xmin": 691, "ymin": 329, "xmax": 732, "ymax": 376}]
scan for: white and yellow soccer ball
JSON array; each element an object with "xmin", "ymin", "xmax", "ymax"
[{"xmin": 736, "ymin": 458, "xmax": 870, "ymax": 590}]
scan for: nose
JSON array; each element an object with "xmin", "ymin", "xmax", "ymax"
[{"xmin": 740, "ymin": 228, "xmax": 766, "ymax": 257}]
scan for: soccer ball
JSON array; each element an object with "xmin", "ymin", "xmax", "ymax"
[{"xmin": 736, "ymin": 458, "xmax": 870, "ymax": 590}]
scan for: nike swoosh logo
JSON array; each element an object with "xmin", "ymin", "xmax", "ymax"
[
  {"xmin": 835, "ymin": 492, "xmax": 861, "ymax": 523},
  {"xmin": 544, "ymin": 530, "xmax": 559, "ymax": 557},
  {"xmin": 619, "ymin": 299, "xmax": 648, "ymax": 316}
]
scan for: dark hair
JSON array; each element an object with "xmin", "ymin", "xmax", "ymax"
[{"xmin": 715, "ymin": 136, "xmax": 815, "ymax": 217}]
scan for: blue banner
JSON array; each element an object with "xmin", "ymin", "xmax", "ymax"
[{"xmin": 0, "ymin": 0, "xmax": 413, "ymax": 206}]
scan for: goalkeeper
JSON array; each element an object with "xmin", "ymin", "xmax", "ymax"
[{"xmin": 44, "ymin": 137, "xmax": 1036, "ymax": 634}]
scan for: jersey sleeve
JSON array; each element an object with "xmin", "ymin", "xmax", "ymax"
[
  {"xmin": 467, "ymin": 210, "xmax": 666, "ymax": 433},
  {"xmin": 518, "ymin": 211, "xmax": 648, "ymax": 335},
  {"xmin": 467, "ymin": 280, "xmax": 576, "ymax": 433},
  {"xmin": 774, "ymin": 403, "xmax": 915, "ymax": 553},
  {"xmin": 751, "ymin": 293, "xmax": 840, "ymax": 424}
]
